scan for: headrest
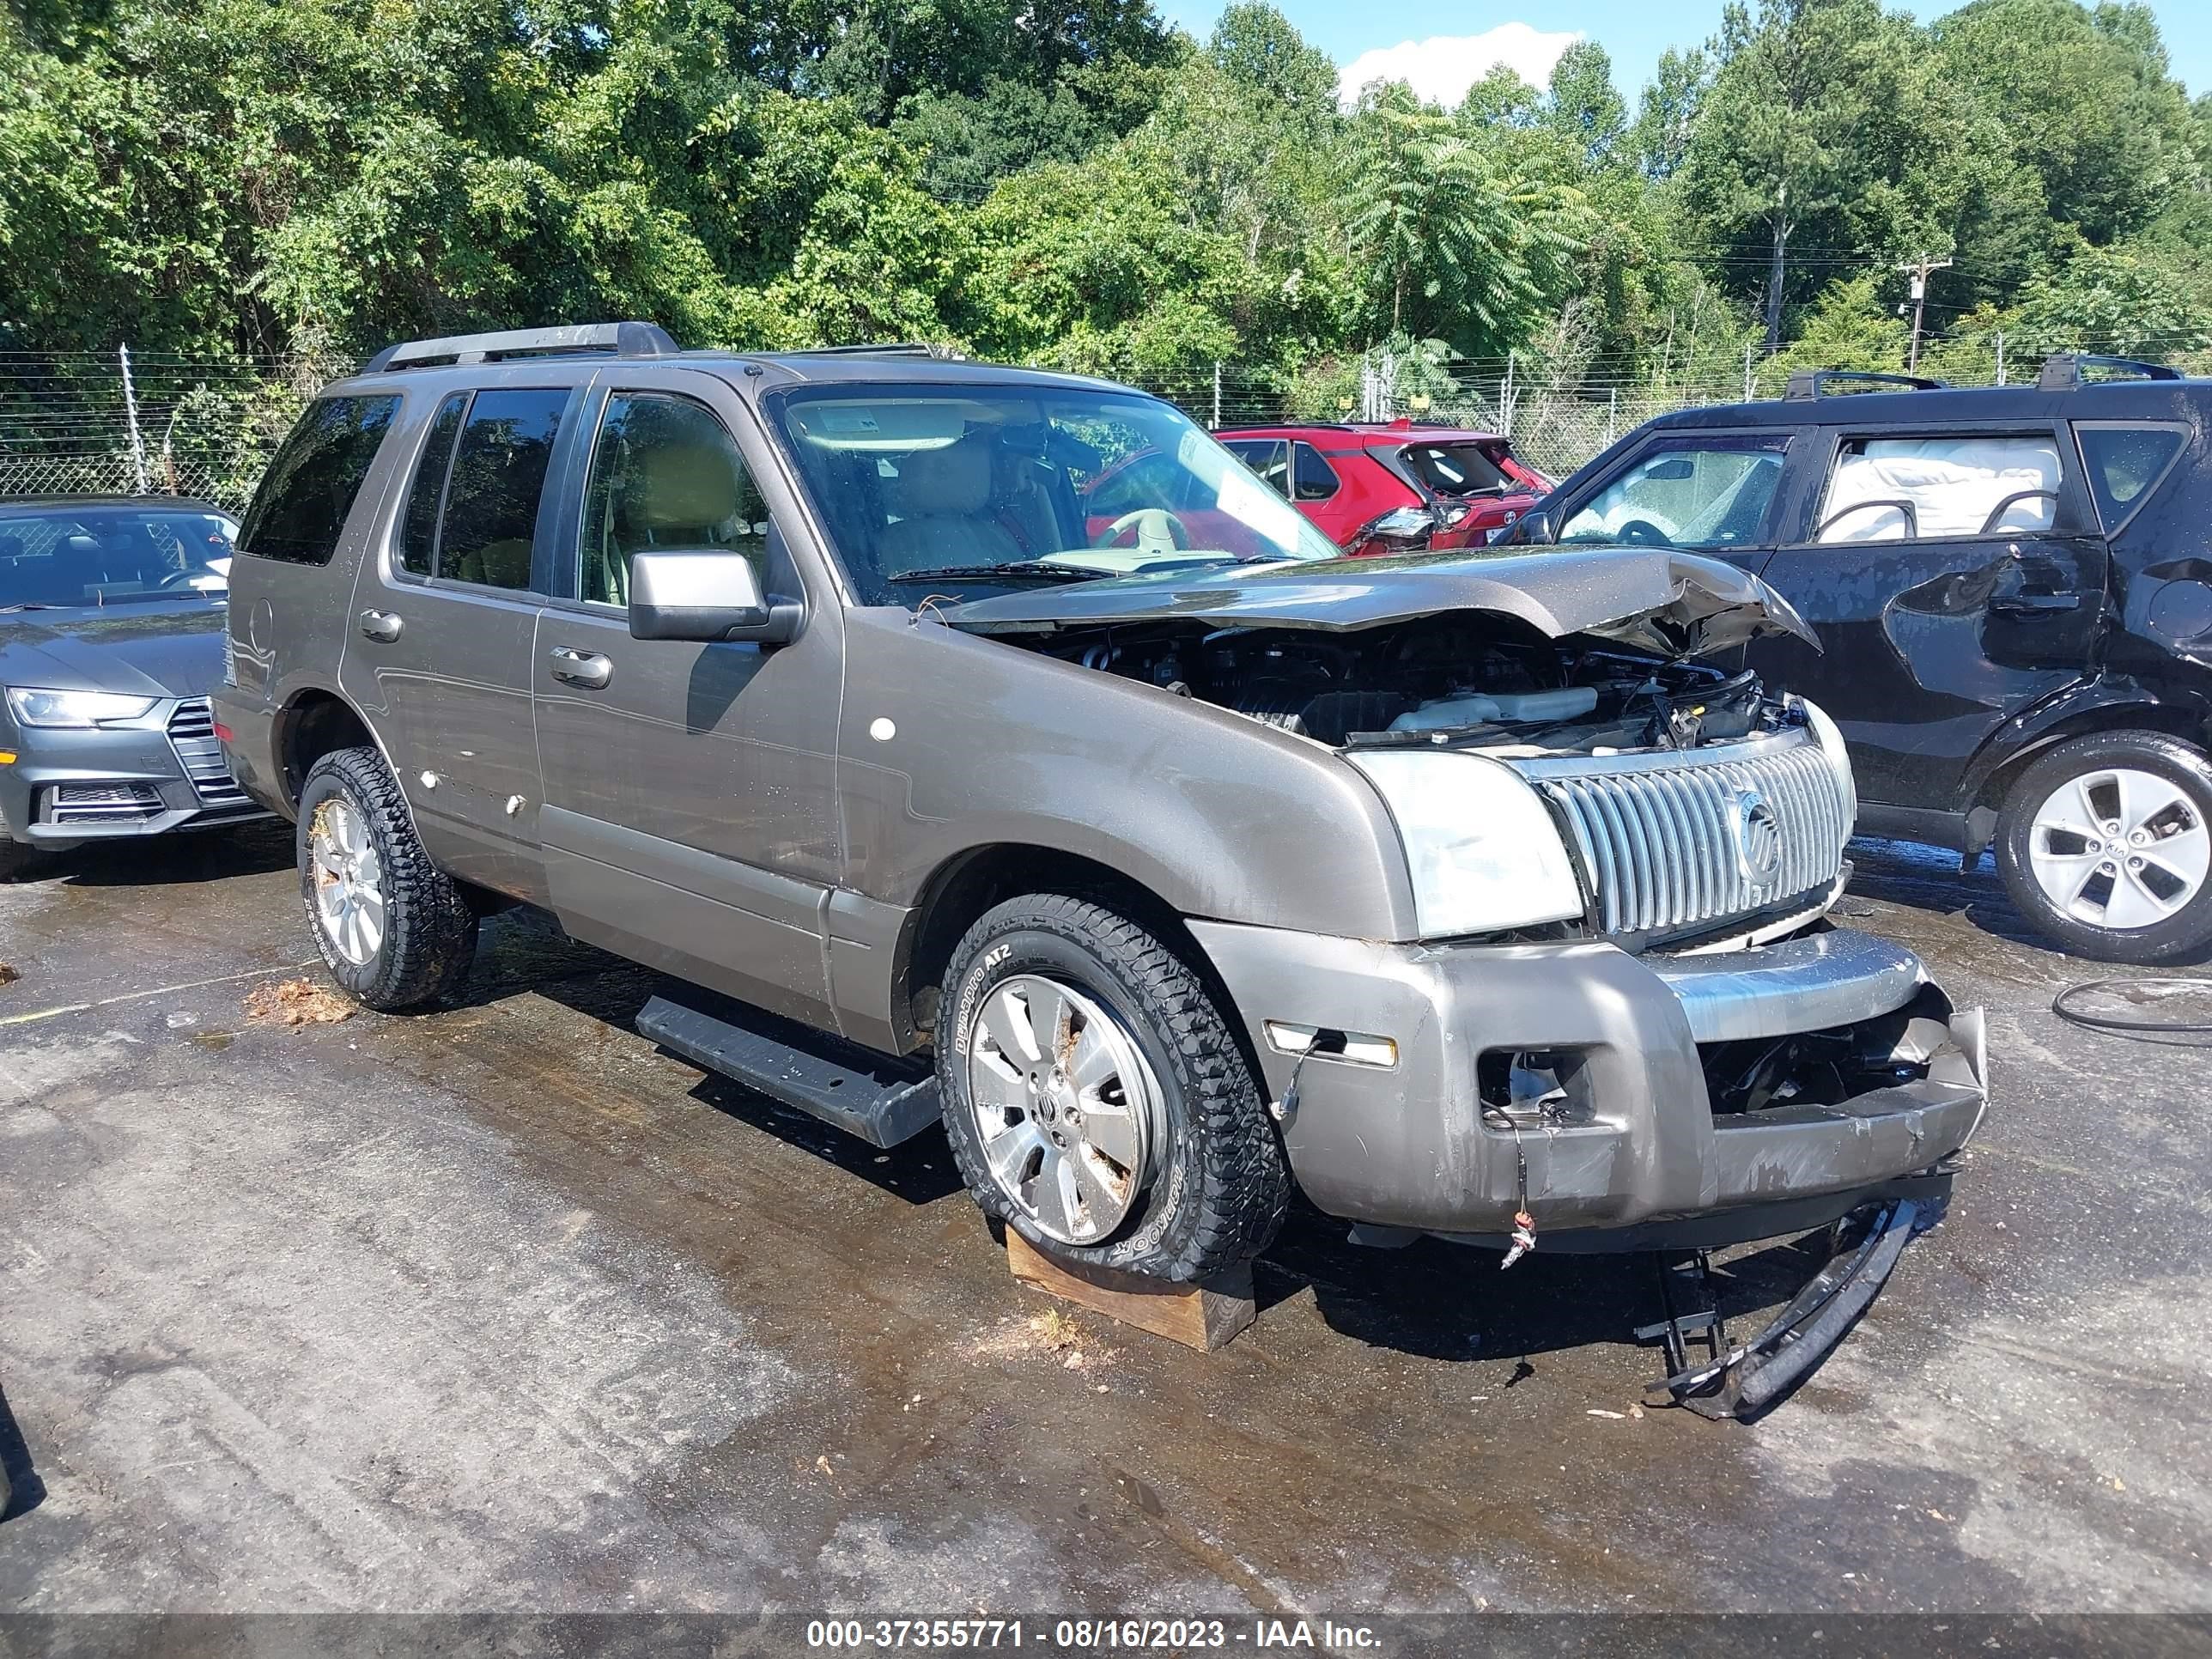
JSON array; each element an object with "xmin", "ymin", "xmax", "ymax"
[
  {"xmin": 63, "ymin": 532, "xmax": 102, "ymax": 558},
  {"xmin": 898, "ymin": 437, "xmax": 994, "ymax": 517},
  {"xmin": 634, "ymin": 443, "xmax": 740, "ymax": 530}
]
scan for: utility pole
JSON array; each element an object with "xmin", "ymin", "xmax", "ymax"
[
  {"xmin": 1764, "ymin": 182, "xmax": 1790, "ymax": 357},
  {"xmin": 1899, "ymin": 252, "xmax": 1953, "ymax": 372}
]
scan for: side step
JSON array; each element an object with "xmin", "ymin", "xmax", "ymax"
[{"xmin": 635, "ymin": 988, "xmax": 942, "ymax": 1149}]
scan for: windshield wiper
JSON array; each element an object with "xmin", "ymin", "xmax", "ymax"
[
  {"xmin": 0, "ymin": 602, "xmax": 53, "ymax": 614},
  {"xmin": 884, "ymin": 562, "xmax": 1104, "ymax": 585}
]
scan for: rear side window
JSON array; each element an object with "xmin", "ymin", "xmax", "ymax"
[
  {"xmin": 1816, "ymin": 434, "xmax": 2061, "ymax": 543},
  {"xmin": 2075, "ymin": 424, "xmax": 2188, "ymax": 532},
  {"xmin": 434, "ymin": 389, "xmax": 568, "ymax": 591},
  {"xmin": 237, "ymin": 395, "xmax": 399, "ymax": 565},
  {"xmin": 399, "ymin": 393, "xmax": 467, "ymax": 576},
  {"xmin": 1292, "ymin": 442, "xmax": 1339, "ymax": 501}
]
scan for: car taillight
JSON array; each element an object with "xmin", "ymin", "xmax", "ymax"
[{"xmin": 212, "ymin": 720, "xmax": 234, "ymax": 744}]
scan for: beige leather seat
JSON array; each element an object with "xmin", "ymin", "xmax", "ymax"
[
  {"xmin": 877, "ymin": 437, "xmax": 1024, "ymax": 573},
  {"xmin": 586, "ymin": 439, "xmax": 750, "ymax": 606}
]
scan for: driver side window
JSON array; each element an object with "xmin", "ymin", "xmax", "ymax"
[{"xmin": 1559, "ymin": 437, "xmax": 1790, "ymax": 550}]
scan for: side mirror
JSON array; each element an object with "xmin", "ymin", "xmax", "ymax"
[
  {"xmin": 628, "ymin": 550, "xmax": 801, "ymax": 645},
  {"xmin": 1505, "ymin": 508, "xmax": 1556, "ymax": 546}
]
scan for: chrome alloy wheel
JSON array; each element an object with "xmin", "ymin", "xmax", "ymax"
[
  {"xmin": 963, "ymin": 974, "xmax": 1163, "ymax": 1245},
  {"xmin": 309, "ymin": 798, "xmax": 387, "ymax": 965},
  {"xmin": 2027, "ymin": 766, "xmax": 2210, "ymax": 932}
]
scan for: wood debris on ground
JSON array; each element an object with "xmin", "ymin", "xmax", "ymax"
[
  {"xmin": 242, "ymin": 977, "xmax": 355, "ymax": 1025},
  {"xmin": 0, "ymin": 962, "xmax": 17, "ymax": 988}
]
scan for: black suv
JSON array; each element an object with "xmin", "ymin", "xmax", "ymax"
[{"xmin": 1506, "ymin": 356, "xmax": 2212, "ymax": 963}]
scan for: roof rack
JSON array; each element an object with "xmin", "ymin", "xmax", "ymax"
[
  {"xmin": 781, "ymin": 342, "xmax": 965, "ymax": 360},
  {"xmin": 2036, "ymin": 352, "xmax": 2182, "ymax": 390},
  {"xmin": 1784, "ymin": 368, "xmax": 1946, "ymax": 401},
  {"xmin": 362, "ymin": 321, "xmax": 681, "ymax": 374}
]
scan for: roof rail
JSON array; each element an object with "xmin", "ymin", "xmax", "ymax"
[
  {"xmin": 2036, "ymin": 352, "xmax": 2182, "ymax": 390},
  {"xmin": 1784, "ymin": 368, "xmax": 1946, "ymax": 401},
  {"xmin": 362, "ymin": 321, "xmax": 681, "ymax": 374},
  {"xmin": 781, "ymin": 342, "xmax": 965, "ymax": 360}
]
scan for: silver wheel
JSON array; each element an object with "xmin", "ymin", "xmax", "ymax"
[
  {"xmin": 963, "ymin": 974, "xmax": 1162, "ymax": 1245},
  {"xmin": 2027, "ymin": 766, "xmax": 2210, "ymax": 932},
  {"xmin": 308, "ymin": 798, "xmax": 387, "ymax": 966}
]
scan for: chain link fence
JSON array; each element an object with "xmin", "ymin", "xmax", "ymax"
[{"xmin": 0, "ymin": 338, "xmax": 2179, "ymax": 511}]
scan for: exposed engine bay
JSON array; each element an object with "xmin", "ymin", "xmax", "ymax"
[{"xmin": 1027, "ymin": 611, "xmax": 1793, "ymax": 757}]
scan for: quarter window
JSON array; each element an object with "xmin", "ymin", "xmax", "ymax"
[
  {"xmin": 1559, "ymin": 436, "xmax": 1790, "ymax": 550},
  {"xmin": 1291, "ymin": 442, "xmax": 1340, "ymax": 501},
  {"xmin": 237, "ymin": 395, "xmax": 399, "ymax": 566},
  {"xmin": 434, "ymin": 389, "xmax": 568, "ymax": 591},
  {"xmin": 399, "ymin": 394, "xmax": 466, "ymax": 577},
  {"xmin": 577, "ymin": 394, "xmax": 770, "ymax": 608},
  {"xmin": 2075, "ymin": 424, "xmax": 2187, "ymax": 533},
  {"xmin": 1815, "ymin": 435, "xmax": 2061, "ymax": 543}
]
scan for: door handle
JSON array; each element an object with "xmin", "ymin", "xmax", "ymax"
[
  {"xmin": 1989, "ymin": 592, "xmax": 2081, "ymax": 617},
  {"xmin": 548, "ymin": 646, "xmax": 614, "ymax": 690},
  {"xmin": 358, "ymin": 610, "xmax": 403, "ymax": 642}
]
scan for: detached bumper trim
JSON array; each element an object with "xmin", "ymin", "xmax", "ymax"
[{"xmin": 1651, "ymin": 928, "xmax": 1927, "ymax": 1043}]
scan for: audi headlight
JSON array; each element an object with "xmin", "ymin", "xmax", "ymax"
[
  {"xmin": 4, "ymin": 687, "xmax": 159, "ymax": 728},
  {"xmin": 1348, "ymin": 749, "xmax": 1585, "ymax": 937},
  {"xmin": 1795, "ymin": 695, "xmax": 1857, "ymax": 830}
]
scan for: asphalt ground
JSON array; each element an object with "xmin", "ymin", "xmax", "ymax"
[{"xmin": 2, "ymin": 824, "xmax": 2209, "ymax": 1620}]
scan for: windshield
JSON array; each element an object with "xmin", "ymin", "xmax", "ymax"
[
  {"xmin": 0, "ymin": 506, "xmax": 236, "ymax": 608},
  {"xmin": 771, "ymin": 385, "xmax": 1343, "ymax": 605}
]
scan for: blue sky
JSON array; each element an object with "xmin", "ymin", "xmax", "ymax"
[{"xmin": 1147, "ymin": 0, "xmax": 2212, "ymax": 106}]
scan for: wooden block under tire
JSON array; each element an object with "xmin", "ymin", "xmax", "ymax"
[{"xmin": 1006, "ymin": 1228, "xmax": 1255, "ymax": 1352}]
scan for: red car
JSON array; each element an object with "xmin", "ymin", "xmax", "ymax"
[{"xmin": 1218, "ymin": 420, "xmax": 1553, "ymax": 556}]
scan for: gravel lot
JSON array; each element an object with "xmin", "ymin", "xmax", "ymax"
[{"xmin": 2, "ymin": 825, "xmax": 2208, "ymax": 1615}]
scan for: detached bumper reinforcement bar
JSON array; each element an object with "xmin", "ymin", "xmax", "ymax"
[{"xmin": 1646, "ymin": 1196, "xmax": 1918, "ymax": 1419}]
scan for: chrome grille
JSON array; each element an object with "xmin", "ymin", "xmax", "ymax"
[
  {"xmin": 167, "ymin": 696, "xmax": 249, "ymax": 807},
  {"xmin": 44, "ymin": 782, "xmax": 162, "ymax": 825},
  {"xmin": 1515, "ymin": 731, "xmax": 1851, "ymax": 939}
]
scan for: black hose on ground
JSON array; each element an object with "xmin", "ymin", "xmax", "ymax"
[{"xmin": 2051, "ymin": 976, "xmax": 2212, "ymax": 1038}]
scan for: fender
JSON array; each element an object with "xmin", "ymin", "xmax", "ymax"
[{"xmin": 1955, "ymin": 672, "xmax": 2212, "ymax": 858}]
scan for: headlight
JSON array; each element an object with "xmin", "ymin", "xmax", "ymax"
[
  {"xmin": 1795, "ymin": 695, "xmax": 1857, "ymax": 830},
  {"xmin": 1348, "ymin": 749, "xmax": 1585, "ymax": 937},
  {"xmin": 4, "ymin": 687, "xmax": 160, "ymax": 728}
]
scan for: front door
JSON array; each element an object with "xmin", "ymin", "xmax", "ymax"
[
  {"xmin": 344, "ymin": 382, "xmax": 579, "ymax": 902},
  {"xmin": 1743, "ymin": 427, "xmax": 2110, "ymax": 809},
  {"xmin": 1551, "ymin": 429, "xmax": 1799, "ymax": 586},
  {"xmin": 531, "ymin": 374, "xmax": 844, "ymax": 1028}
]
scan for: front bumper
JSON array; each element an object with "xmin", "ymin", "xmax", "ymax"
[
  {"xmin": 0, "ymin": 697, "xmax": 270, "ymax": 852},
  {"xmin": 1188, "ymin": 921, "xmax": 1987, "ymax": 1248}
]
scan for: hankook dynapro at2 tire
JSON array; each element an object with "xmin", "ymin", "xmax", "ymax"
[
  {"xmin": 937, "ymin": 894, "xmax": 1290, "ymax": 1282},
  {"xmin": 296, "ymin": 746, "xmax": 478, "ymax": 1010},
  {"xmin": 1996, "ymin": 729, "xmax": 2212, "ymax": 964}
]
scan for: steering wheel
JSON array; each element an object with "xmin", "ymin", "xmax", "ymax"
[
  {"xmin": 1093, "ymin": 508, "xmax": 1192, "ymax": 556},
  {"xmin": 1614, "ymin": 519, "xmax": 1674, "ymax": 547}
]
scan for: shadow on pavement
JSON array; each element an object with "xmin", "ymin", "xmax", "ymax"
[
  {"xmin": 55, "ymin": 817, "xmax": 294, "ymax": 889},
  {"xmin": 0, "ymin": 1382, "xmax": 46, "ymax": 1522}
]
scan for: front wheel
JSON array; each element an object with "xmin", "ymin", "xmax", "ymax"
[
  {"xmin": 1996, "ymin": 729, "xmax": 2212, "ymax": 963},
  {"xmin": 297, "ymin": 747, "xmax": 478, "ymax": 1009},
  {"xmin": 937, "ymin": 895, "xmax": 1289, "ymax": 1282},
  {"xmin": 0, "ymin": 837, "xmax": 51, "ymax": 884}
]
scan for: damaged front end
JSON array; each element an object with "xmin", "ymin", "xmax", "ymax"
[{"xmin": 951, "ymin": 546, "xmax": 1986, "ymax": 1415}]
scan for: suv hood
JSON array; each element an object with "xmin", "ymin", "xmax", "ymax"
[
  {"xmin": 0, "ymin": 602, "xmax": 227, "ymax": 700},
  {"xmin": 944, "ymin": 547, "xmax": 1817, "ymax": 658}
]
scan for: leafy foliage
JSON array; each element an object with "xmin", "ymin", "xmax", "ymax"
[{"xmin": 0, "ymin": 0, "xmax": 2209, "ymax": 392}]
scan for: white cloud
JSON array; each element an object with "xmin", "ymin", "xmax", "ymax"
[{"xmin": 1337, "ymin": 22, "xmax": 1582, "ymax": 112}]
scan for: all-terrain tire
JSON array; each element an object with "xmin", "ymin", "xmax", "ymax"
[
  {"xmin": 937, "ymin": 894, "xmax": 1290, "ymax": 1282},
  {"xmin": 297, "ymin": 746, "xmax": 478, "ymax": 1010},
  {"xmin": 1996, "ymin": 728, "xmax": 2212, "ymax": 964}
]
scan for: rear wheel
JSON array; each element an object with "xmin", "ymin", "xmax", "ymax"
[
  {"xmin": 937, "ymin": 894, "xmax": 1289, "ymax": 1282},
  {"xmin": 297, "ymin": 747, "xmax": 478, "ymax": 1009},
  {"xmin": 1996, "ymin": 730, "xmax": 2212, "ymax": 963}
]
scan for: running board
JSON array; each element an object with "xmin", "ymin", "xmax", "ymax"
[{"xmin": 635, "ymin": 989, "xmax": 942, "ymax": 1149}]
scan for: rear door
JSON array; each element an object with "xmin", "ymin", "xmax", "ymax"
[
  {"xmin": 343, "ymin": 380, "xmax": 580, "ymax": 901},
  {"xmin": 1745, "ymin": 425, "xmax": 2109, "ymax": 809},
  {"xmin": 529, "ymin": 368, "xmax": 844, "ymax": 1028}
]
